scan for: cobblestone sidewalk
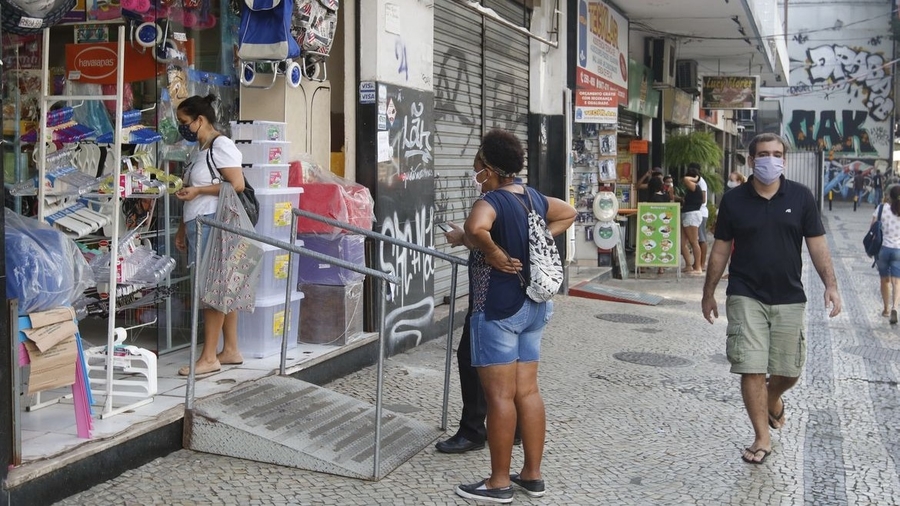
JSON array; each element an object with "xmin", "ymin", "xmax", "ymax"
[{"xmin": 55, "ymin": 201, "xmax": 900, "ymax": 505}]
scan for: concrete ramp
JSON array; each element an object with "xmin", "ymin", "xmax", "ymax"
[{"xmin": 184, "ymin": 375, "xmax": 441, "ymax": 480}]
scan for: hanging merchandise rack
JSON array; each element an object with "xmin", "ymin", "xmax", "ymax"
[{"xmin": 34, "ymin": 26, "xmax": 154, "ymax": 419}]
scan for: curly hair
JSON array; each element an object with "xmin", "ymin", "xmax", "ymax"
[
  {"xmin": 177, "ymin": 94, "xmax": 219, "ymax": 125},
  {"xmin": 478, "ymin": 129, "xmax": 525, "ymax": 176}
]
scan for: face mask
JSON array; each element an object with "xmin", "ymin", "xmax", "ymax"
[
  {"xmin": 727, "ymin": 180, "xmax": 740, "ymax": 188},
  {"xmin": 472, "ymin": 167, "xmax": 486, "ymax": 194},
  {"xmin": 752, "ymin": 156, "xmax": 784, "ymax": 185},
  {"xmin": 178, "ymin": 120, "xmax": 198, "ymax": 142}
]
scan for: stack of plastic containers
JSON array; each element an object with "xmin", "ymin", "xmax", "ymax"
[
  {"xmin": 231, "ymin": 120, "xmax": 305, "ymax": 358},
  {"xmin": 296, "ymin": 182, "xmax": 369, "ymax": 346}
]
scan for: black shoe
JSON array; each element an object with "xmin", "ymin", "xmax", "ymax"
[
  {"xmin": 455, "ymin": 479, "xmax": 513, "ymax": 504},
  {"xmin": 435, "ymin": 434, "xmax": 484, "ymax": 454},
  {"xmin": 510, "ymin": 473, "xmax": 546, "ymax": 498}
]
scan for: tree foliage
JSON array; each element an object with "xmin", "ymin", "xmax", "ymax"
[{"xmin": 665, "ymin": 131, "xmax": 725, "ymax": 194}]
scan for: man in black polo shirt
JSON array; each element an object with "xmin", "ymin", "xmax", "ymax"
[{"xmin": 701, "ymin": 132, "xmax": 842, "ymax": 465}]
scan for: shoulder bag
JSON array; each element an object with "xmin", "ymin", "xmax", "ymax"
[
  {"xmin": 206, "ymin": 136, "xmax": 260, "ymax": 226},
  {"xmin": 863, "ymin": 203, "xmax": 884, "ymax": 267}
]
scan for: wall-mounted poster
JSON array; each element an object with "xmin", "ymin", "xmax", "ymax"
[
  {"xmin": 701, "ymin": 76, "xmax": 759, "ymax": 110},
  {"xmin": 635, "ymin": 203, "xmax": 681, "ymax": 269}
]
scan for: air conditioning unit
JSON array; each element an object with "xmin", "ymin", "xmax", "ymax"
[
  {"xmin": 675, "ymin": 59, "xmax": 700, "ymax": 94},
  {"xmin": 645, "ymin": 37, "xmax": 676, "ymax": 88},
  {"xmin": 734, "ymin": 109, "xmax": 755, "ymax": 125}
]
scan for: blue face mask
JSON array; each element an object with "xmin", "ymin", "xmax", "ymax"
[
  {"xmin": 178, "ymin": 119, "xmax": 198, "ymax": 142},
  {"xmin": 752, "ymin": 156, "xmax": 784, "ymax": 185}
]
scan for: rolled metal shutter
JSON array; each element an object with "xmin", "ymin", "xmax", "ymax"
[{"xmin": 432, "ymin": 0, "xmax": 530, "ymax": 301}]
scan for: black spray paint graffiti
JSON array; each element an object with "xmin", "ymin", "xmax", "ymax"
[
  {"xmin": 433, "ymin": 174, "xmax": 478, "ymax": 230},
  {"xmin": 434, "ymin": 48, "xmax": 479, "ymax": 154},
  {"xmin": 804, "ymin": 44, "xmax": 893, "ymax": 121},
  {"xmin": 433, "ymin": 48, "xmax": 527, "ymax": 155},
  {"xmin": 788, "ymin": 109, "xmax": 878, "ymax": 154}
]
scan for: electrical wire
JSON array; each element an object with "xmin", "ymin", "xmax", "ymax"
[{"xmin": 629, "ymin": 13, "xmax": 887, "ymax": 42}]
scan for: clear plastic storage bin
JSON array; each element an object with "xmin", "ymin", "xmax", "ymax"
[
  {"xmin": 256, "ymin": 241, "xmax": 301, "ymax": 299},
  {"xmin": 237, "ymin": 291, "xmax": 304, "ymax": 358},
  {"xmin": 255, "ymin": 187, "xmax": 303, "ymax": 241},
  {"xmin": 229, "ymin": 120, "xmax": 286, "ymax": 141},
  {"xmin": 243, "ymin": 164, "xmax": 289, "ymax": 190},
  {"xmin": 235, "ymin": 140, "xmax": 291, "ymax": 165}
]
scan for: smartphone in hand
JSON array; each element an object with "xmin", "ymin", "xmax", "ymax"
[{"xmin": 437, "ymin": 223, "xmax": 451, "ymax": 232}]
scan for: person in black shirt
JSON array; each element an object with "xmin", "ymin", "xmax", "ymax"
[
  {"xmin": 872, "ymin": 169, "xmax": 884, "ymax": 206},
  {"xmin": 701, "ymin": 133, "xmax": 841, "ymax": 465},
  {"xmin": 854, "ymin": 169, "xmax": 866, "ymax": 210}
]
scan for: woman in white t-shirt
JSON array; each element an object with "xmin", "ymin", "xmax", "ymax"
[
  {"xmin": 174, "ymin": 94, "xmax": 246, "ymax": 375},
  {"xmin": 873, "ymin": 184, "xmax": 900, "ymax": 323}
]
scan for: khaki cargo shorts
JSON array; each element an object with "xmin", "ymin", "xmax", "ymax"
[{"xmin": 724, "ymin": 295, "xmax": 807, "ymax": 377}]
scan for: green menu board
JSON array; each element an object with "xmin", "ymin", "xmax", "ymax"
[{"xmin": 635, "ymin": 203, "xmax": 681, "ymax": 268}]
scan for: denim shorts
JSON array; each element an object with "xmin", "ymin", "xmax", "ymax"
[
  {"xmin": 185, "ymin": 213, "xmax": 215, "ymax": 268},
  {"xmin": 470, "ymin": 299, "xmax": 554, "ymax": 367},
  {"xmin": 724, "ymin": 295, "xmax": 806, "ymax": 377},
  {"xmin": 876, "ymin": 246, "xmax": 900, "ymax": 278}
]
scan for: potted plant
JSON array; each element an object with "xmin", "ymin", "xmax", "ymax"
[{"xmin": 664, "ymin": 131, "xmax": 725, "ymax": 195}]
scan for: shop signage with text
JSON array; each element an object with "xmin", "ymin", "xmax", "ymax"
[
  {"xmin": 575, "ymin": 0, "xmax": 629, "ymax": 123},
  {"xmin": 701, "ymin": 75, "xmax": 759, "ymax": 110},
  {"xmin": 65, "ymin": 42, "xmax": 194, "ymax": 84}
]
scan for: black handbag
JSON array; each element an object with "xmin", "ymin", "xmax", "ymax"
[
  {"xmin": 206, "ymin": 136, "xmax": 260, "ymax": 226},
  {"xmin": 863, "ymin": 203, "xmax": 884, "ymax": 267}
]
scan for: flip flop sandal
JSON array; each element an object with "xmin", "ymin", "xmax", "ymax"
[
  {"xmin": 741, "ymin": 447, "xmax": 771, "ymax": 464},
  {"xmin": 768, "ymin": 401, "xmax": 786, "ymax": 430}
]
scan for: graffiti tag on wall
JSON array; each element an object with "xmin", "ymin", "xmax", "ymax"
[
  {"xmin": 804, "ymin": 44, "xmax": 893, "ymax": 121},
  {"xmin": 376, "ymin": 83, "xmax": 436, "ymax": 350},
  {"xmin": 784, "ymin": 12, "xmax": 894, "ymax": 160}
]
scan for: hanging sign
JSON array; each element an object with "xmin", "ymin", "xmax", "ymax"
[
  {"xmin": 574, "ymin": 0, "xmax": 629, "ymax": 123},
  {"xmin": 635, "ymin": 202, "xmax": 681, "ymax": 268},
  {"xmin": 701, "ymin": 75, "xmax": 760, "ymax": 110},
  {"xmin": 629, "ymin": 140, "xmax": 648, "ymax": 154}
]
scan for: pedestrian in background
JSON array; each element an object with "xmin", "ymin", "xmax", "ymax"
[
  {"xmin": 726, "ymin": 171, "xmax": 747, "ymax": 191},
  {"xmin": 873, "ymin": 184, "xmax": 900, "ymax": 324},
  {"xmin": 872, "ymin": 169, "xmax": 884, "ymax": 206},
  {"xmin": 702, "ymin": 132, "xmax": 841, "ymax": 465},
  {"xmin": 663, "ymin": 174, "xmax": 676, "ymax": 201},
  {"xmin": 854, "ymin": 169, "xmax": 866, "ymax": 211},
  {"xmin": 454, "ymin": 129, "xmax": 575, "ymax": 504},
  {"xmin": 680, "ymin": 164, "xmax": 704, "ymax": 274},
  {"xmin": 697, "ymin": 169, "xmax": 710, "ymax": 271}
]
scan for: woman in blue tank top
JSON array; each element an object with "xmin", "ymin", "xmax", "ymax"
[{"xmin": 454, "ymin": 130, "xmax": 576, "ymax": 503}]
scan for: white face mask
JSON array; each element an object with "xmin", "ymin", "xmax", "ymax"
[
  {"xmin": 727, "ymin": 180, "xmax": 740, "ymax": 188},
  {"xmin": 472, "ymin": 167, "xmax": 487, "ymax": 194},
  {"xmin": 752, "ymin": 156, "xmax": 785, "ymax": 185}
]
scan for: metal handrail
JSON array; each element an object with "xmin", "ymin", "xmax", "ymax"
[
  {"xmin": 186, "ymin": 215, "xmax": 399, "ymax": 479},
  {"xmin": 291, "ymin": 208, "xmax": 467, "ymax": 433}
]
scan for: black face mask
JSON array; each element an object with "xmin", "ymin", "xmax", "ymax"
[{"xmin": 178, "ymin": 119, "xmax": 198, "ymax": 142}]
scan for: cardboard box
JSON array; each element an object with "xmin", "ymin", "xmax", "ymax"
[
  {"xmin": 22, "ymin": 307, "xmax": 78, "ymax": 394},
  {"xmin": 298, "ymin": 283, "xmax": 363, "ymax": 345}
]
